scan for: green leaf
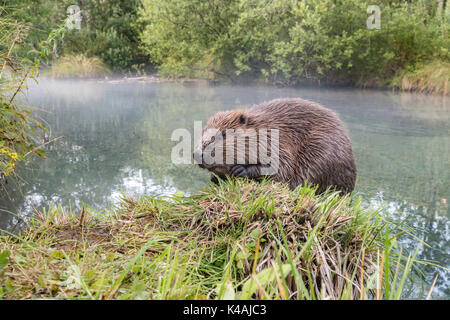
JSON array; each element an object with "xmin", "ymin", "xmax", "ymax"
[
  {"xmin": 216, "ymin": 279, "xmax": 236, "ymax": 300},
  {"xmin": 35, "ymin": 149, "xmax": 47, "ymax": 159},
  {"xmin": 173, "ymin": 191, "xmax": 185, "ymax": 198},
  {"xmin": 0, "ymin": 250, "xmax": 11, "ymax": 272},
  {"xmin": 239, "ymin": 264, "xmax": 292, "ymax": 299},
  {"xmin": 249, "ymin": 229, "xmax": 262, "ymax": 239}
]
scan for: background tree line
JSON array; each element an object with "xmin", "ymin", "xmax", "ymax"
[
  {"xmin": 140, "ymin": 0, "xmax": 449, "ymax": 89},
  {"xmin": 3, "ymin": 0, "xmax": 147, "ymax": 73},
  {"xmin": 2, "ymin": 0, "xmax": 448, "ymax": 88}
]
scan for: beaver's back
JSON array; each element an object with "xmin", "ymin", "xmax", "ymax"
[
  {"xmin": 249, "ymin": 98, "xmax": 342, "ymax": 128},
  {"xmin": 248, "ymin": 98, "xmax": 356, "ymax": 193}
]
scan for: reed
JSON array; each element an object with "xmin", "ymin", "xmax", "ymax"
[
  {"xmin": 394, "ymin": 60, "xmax": 450, "ymax": 95},
  {"xmin": 51, "ymin": 54, "xmax": 111, "ymax": 78}
]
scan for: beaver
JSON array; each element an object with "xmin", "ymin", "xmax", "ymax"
[{"xmin": 193, "ymin": 98, "xmax": 357, "ymax": 193}]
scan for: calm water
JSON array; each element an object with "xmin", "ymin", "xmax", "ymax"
[{"xmin": 1, "ymin": 79, "xmax": 448, "ymax": 299}]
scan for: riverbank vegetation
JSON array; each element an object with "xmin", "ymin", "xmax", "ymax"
[
  {"xmin": 2, "ymin": 0, "xmax": 448, "ymax": 94},
  {"xmin": 140, "ymin": 0, "xmax": 449, "ymax": 94},
  {"xmin": 0, "ymin": 9, "xmax": 48, "ymax": 184},
  {"xmin": 6, "ymin": 0, "xmax": 147, "ymax": 74},
  {"xmin": 51, "ymin": 54, "xmax": 111, "ymax": 78},
  {"xmin": 0, "ymin": 179, "xmax": 423, "ymax": 300},
  {"xmin": 393, "ymin": 60, "xmax": 449, "ymax": 95}
]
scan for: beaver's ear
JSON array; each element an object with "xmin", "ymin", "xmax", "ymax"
[{"xmin": 239, "ymin": 113, "xmax": 249, "ymax": 126}]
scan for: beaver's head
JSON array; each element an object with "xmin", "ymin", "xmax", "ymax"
[{"xmin": 193, "ymin": 109, "xmax": 256, "ymax": 176}]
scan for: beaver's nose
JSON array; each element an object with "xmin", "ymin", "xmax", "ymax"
[{"xmin": 193, "ymin": 150, "xmax": 204, "ymax": 168}]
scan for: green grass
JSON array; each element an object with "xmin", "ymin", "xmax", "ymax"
[
  {"xmin": 51, "ymin": 54, "xmax": 111, "ymax": 79},
  {"xmin": 0, "ymin": 179, "xmax": 424, "ymax": 300}
]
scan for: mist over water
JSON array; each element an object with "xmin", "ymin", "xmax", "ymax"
[{"xmin": 0, "ymin": 79, "xmax": 448, "ymax": 299}]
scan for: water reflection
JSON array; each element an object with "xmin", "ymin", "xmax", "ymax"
[{"xmin": 0, "ymin": 79, "xmax": 448, "ymax": 298}]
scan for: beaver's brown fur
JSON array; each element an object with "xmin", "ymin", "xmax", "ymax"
[{"xmin": 194, "ymin": 98, "xmax": 357, "ymax": 193}]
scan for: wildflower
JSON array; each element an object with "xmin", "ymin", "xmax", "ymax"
[{"xmin": 0, "ymin": 146, "xmax": 19, "ymax": 176}]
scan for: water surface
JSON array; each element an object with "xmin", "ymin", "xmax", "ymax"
[{"xmin": 1, "ymin": 79, "xmax": 448, "ymax": 298}]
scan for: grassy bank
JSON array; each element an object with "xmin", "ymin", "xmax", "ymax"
[
  {"xmin": 0, "ymin": 179, "xmax": 420, "ymax": 300},
  {"xmin": 50, "ymin": 55, "xmax": 111, "ymax": 79},
  {"xmin": 392, "ymin": 60, "xmax": 450, "ymax": 95}
]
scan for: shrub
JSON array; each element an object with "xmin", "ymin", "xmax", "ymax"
[
  {"xmin": 4, "ymin": 0, "xmax": 149, "ymax": 73},
  {"xmin": 60, "ymin": 0, "xmax": 148, "ymax": 72},
  {"xmin": 0, "ymin": 10, "xmax": 48, "ymax": 183}
]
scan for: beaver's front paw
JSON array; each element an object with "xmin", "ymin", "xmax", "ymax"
[{"xmin": 230, "ymin": 165, "xmax": 249, "ymax": 177}]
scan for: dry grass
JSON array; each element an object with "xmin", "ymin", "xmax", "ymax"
[
  {"xmin": 0, "ymin": 179, "xmax": 419, "ymax": 300},
  {"xmin": 51, "ymin": 54, "xmax": 111, "ymax": 79},
  {"xmin": 395, "ymin": 60, "xmax": 450, "ymax": 95}
]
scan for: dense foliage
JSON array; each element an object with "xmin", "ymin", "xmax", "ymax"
[
  {"xmin": 2, "ymin": 0, "xmax": 448, "ymax": 88},
  {"xmin": 62, "ymin": 0, "xmax": 148, "ymax": 72},
  {"xmin": 4, "ymin": 0, "xmax": 148, "ymax": 73},
  {"xmin": 140, "ymin": 0, "xmax": 449, "ymax": 86}
]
